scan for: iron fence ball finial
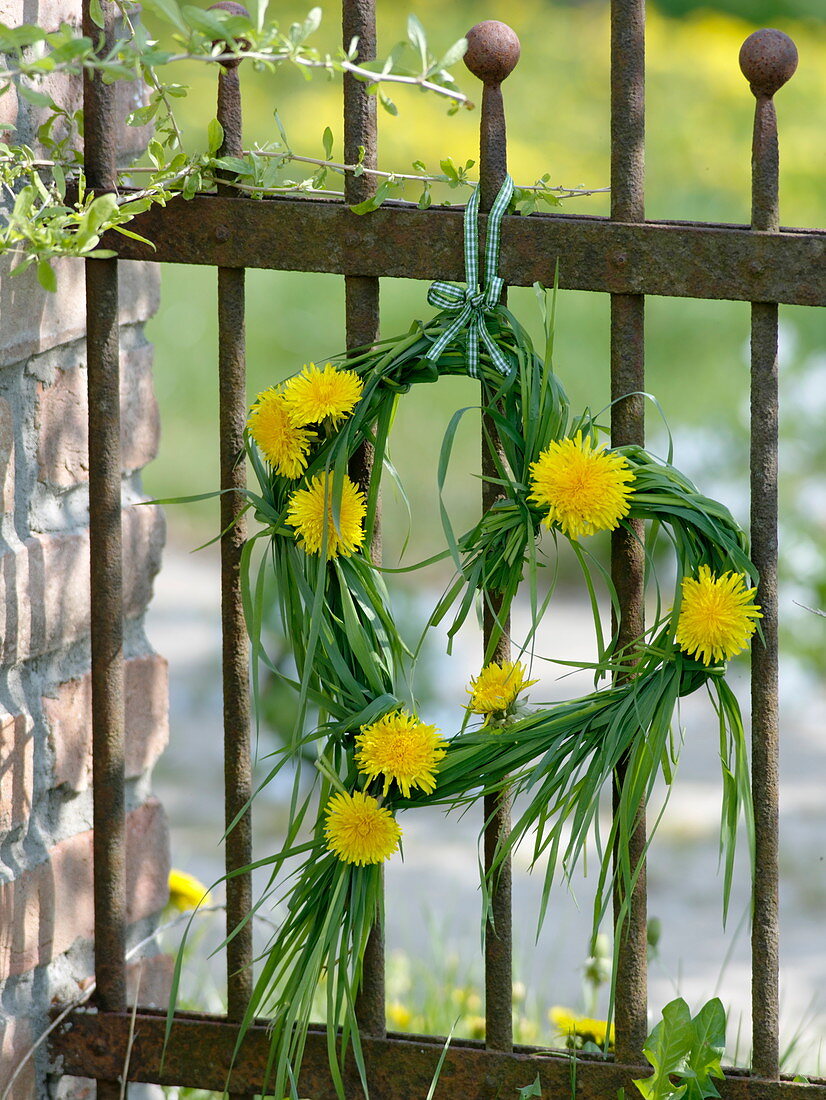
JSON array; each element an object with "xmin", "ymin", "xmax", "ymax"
[
  {"xmin": 739, "ymin": 28, "xmax": 798, "ymax": 98},
  {"xmin": 208, "ymin": 0, "xmax": 251, "ymax": 68},
  {"xmin": 463, "ymin": 20, "xmax": 521, "ymax": 86}
]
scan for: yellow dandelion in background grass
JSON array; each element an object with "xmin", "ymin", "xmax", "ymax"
[
  {"xmin": 387, "ymin": 1002, "xmax": 413, "ymax": 1031},
  {"xmin": 167, "ymin": 869, "xmax": 212, "ymax": 912},
  {"xmin": 528, "ymin": 430, "xmax": 635, "ymax": 540},
  {"xmin": 466, "ymin": 660, "xmax": 537, "ymax": 718},
  {"xmin": 247, "ymin": 388, "xmax": 316, "ymax": 478},
  {"xmin": 286, "ymin": 472, "xmax": 366, "ymax": 558},
  {"xmin": 549, "ymin": 1006, "xmax": 615, "ymax": 1050},
  {"xmin": 282, "ymin": 362, "xmax": 364, "ymax": 427},
  {"xmin": 676, "ymin": 564, "xmax": 762, "ymax": 665},
  {"xmin": 355, "ymin": 709, "xmax": 447, "ymax": 798},
  {"xmin": 324, "ymin": 790, "xmax": 401, "ymax": 866}
]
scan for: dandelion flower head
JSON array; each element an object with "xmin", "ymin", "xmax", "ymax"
[
  {"xmin": 528, "ymin": 430, "xmax": 634, "ymax": 540},
  {"xmin": 286, "ymin": 472, "xmax": 366, "ymax": 558},
  {"xmin": 167, "ymin": 869, "xmax": 212, "ymax": 912},
  {"xmin": 467, "ymin": 660, "xmax": 537, "ymax": 718},
  {"xmin": 247, "ymin": 388, "xmax": 316, "ymax": 478},
  {"xmin": 355, "ymin": 708, "xmax": 447, "ymax": 798},
  {"xmin": 282, "ymin": 362, "xmax": 363, "ymax": 427},
  {"xmin": 324, "ymin": 790, "xmax": 401, "ymax": 866},
  {"xmin": 549, "ymin": 1006, "xmax": 615, "ymax": 1050},
  {"xmin": 675, "ymin": 565, "xmax": 761, "ymax": 665}
]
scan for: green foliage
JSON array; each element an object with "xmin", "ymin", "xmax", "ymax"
[
  {"xmin": 633, "ymin": 998, "xmax": 726, "ymax": 1100},
  {"xmin": 0, "ymin": 2, "xmax": 478, "ymax": 275}
]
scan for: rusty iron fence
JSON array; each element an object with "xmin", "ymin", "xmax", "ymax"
[{"xmin": 49, "ymin": 0, "xmax": 826, "ymax": 1095}]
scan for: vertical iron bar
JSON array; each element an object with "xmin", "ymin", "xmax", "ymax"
[
  {"xmin": 210, "ymin": 9, "xmax": 253, "ymax": 1089},
  {"xmin": 739, "ymin": 28, "xmax": 798, "ymax": 1081},
  {"xmin": 464, "ymin": 21, "xmax": 520, "ymax": 1054},
  {"xmin": 342, "ymin": 0, "xmax": 385, "ymax": 1039},
  {"xmin": 609, "ymin": 0, "xmax": 648, "ymax": 1064},
  {"xmin": 83, "ymin": 3, "xmax": 126, "ymax": 1098}
]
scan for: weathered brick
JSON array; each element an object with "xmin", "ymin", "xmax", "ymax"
[
  {"xmin": 0, "ymin": 257, "xmax": 160, "ymax": 367},
  {"xmin": 127, "ymin": 952, "xmax": 173, "ymax": 1009},
  {"xmin": 0, "ymin": 396, "xmax": 14, "ymax": 513},
  {"xmin": 45, "ymin": 654, "xmax": 169, "ymax": 792},
  {"xmin": 37, "ymin": 340, "xmax": 160, "ymax": 486},
  {"xmin": 0, "ymin": 0, "xmax": 80, "ymax": 30},
  {"xmin": 0, "ymin": 711, "xmax": 34, "ymax": 831},
  {"xmin": 0, "ymin": 503, "xmax": 165, "ymax": 665},
  {"xmin": 0, "ymin": 81, "xmax": 18, "ymax": 138},
  {"xmin": 0, "ymin": 1013, "xmax": 36, "ymax": 1098},
  {"xmin": 0, "ymin": 798, "xmax": 170, "ymax": 978}
]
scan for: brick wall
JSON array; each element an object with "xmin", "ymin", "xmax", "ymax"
[{"xmin": 0, "ymin": 1, "xmax": 171, "ymax": 1095}]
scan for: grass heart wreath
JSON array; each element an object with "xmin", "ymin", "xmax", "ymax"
[{"xmin": 217, "ymin": 177, "xmax": 761, "ymax": 1096}]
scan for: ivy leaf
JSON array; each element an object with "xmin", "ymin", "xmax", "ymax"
[
  {"xmin": 37, "ymin": 259, "xmax": 57, "ymax": 292},
  {"xmin": 207, "ymin": 117, "xmax": 224, "ymax": 154}
]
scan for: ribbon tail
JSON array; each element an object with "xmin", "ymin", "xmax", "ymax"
[
  {"xmin": 426, "ymin": 301, "xmax": 474, "ymax": 363},
  {"xmin": 479, "ymin": 322, "xmax": 512, "ymax": 376}
]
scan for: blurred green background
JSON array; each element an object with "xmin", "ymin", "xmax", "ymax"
[{"xmin": 141, "ymin": 0, "xmax": 826, "ymax": 662}]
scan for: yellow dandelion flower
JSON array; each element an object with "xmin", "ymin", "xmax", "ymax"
[
  {"xmin": 324, "ymin": 790, "xmax": 401, "ymax": 866},
  {"xmin": 355, "ymin": 709, "xmax": 447, "ymax": 799},
  {"xmin": 387, "ymin": 1002, "xmax": 413, "ymax": 1031},
  {"xmin": 167, "ymin": 869, "xmax": 212, "ymax": 912},
  {"xmin": 247, "ymin": 388, "xmax": 316, "ymax": 478},
  {"xmin": 528, "ymin": 430, "xmax": 635, "ymax": 540},
  {"xmin": 286, "ymin": 472, "xmax": 366, "ymax": 558},
  {"xmin": 282, "ymin": 362, "xmax": 364, "ymax": 427},
  {"xmin": 676, "ymin": 564, "xmax": 762, "ymax": 665},
  {"xmin": 550, "ymin": 1006, "xmax": 615, "ymax": 1049},
  {"xmin": 466, "ymin": 660, "xmax": 537, "ymax": 717}
]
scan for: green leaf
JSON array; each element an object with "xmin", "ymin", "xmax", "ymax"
[
  {"xmin": 322, "ymin": 125, "xmax": 333, "ymax": 160},
  {"xmin": 212, "ymin": 155, "xmax": 250, "ymax": 175},
  {"xmin": 436, "ymin": 36, "xmax": 468, "ymax": 71},
  {"xmin": 18, "ymin": 83, "xmax": 52, "ymax": 108},
  {"xmin": 517, "ymin": 1074, "xmax": 543, "ymax": 1099},
  {"xmin": 634, "ymin": 998, "xmax": 693, "ymax": 1100},
  {"xmin": 88, "ymin": 0, "xmax": 104, "ymax": 28},
  {"xmin": 37, "ymin": 258, "xmax": 57, "ymax": 292},
  {"xmin": 407, "ymin": 13, "xmax": 427, "ymax": 69},
  {"xmin": 348, "ymin": 178, "xmax": 392, "ymax": 214},
  {"xmin": 207, "ymin": 117, "xmax": 224, "ymax": 154},
  {"xmin": 142, "ymin": 0, "xmax": 188, "ymax": 34},
  {"xmin": 683, "ymin": 999, "xmax": 725, "ymax": 1100},
  {"xmin": 378, "ymin": 91, "xmax": 397, "ymax": 116}
]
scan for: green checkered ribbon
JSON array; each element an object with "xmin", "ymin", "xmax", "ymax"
[{"xmin": 425, "ymin": 175, "xmax": 514, "ymax": 378}]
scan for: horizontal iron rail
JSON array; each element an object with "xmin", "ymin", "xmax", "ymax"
[
  {"xmin": 51, "ymin": 1009, "xmax": 826, "ymax": 1099},
  {"xmin": 104, "ymin": 193, "xmax": 826, "ymax": 305}
]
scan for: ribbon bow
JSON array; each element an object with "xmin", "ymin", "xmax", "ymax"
[{"xmin": 425, "ymin": 175, "xmax": 515, "ymax": 379}]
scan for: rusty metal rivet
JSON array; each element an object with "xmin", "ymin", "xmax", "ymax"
[
  {"xmin": 464, "ymin": 21, "xmax": 520, "ymax": 86},
  {"xmin": 209, "ymin": 1, "xmax": 250, "ymax": 68},
  {"xmin": 615, "ymin": 252, "xmax": 628, "ymax": 265},
  {"xmin": 215, "ymin": 225, "xmax": 231, "ymax": 242},
  {"xmin": 739, "ymin": 29, "xmax": 798, "ymax": 98}
]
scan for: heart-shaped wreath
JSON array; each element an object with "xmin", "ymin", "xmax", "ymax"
[{"xmin": 223, "ymin": 178, "xmax": 759, "ymax": 1095}]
